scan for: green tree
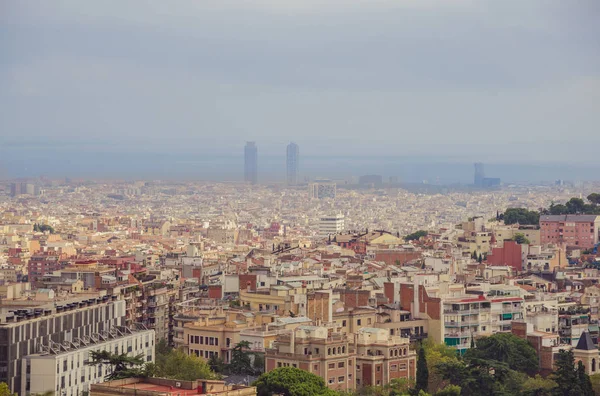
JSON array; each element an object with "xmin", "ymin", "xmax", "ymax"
[
  {"xmin": 548, "ymin": 203, "xmax": 568, "ymax": 215},
  {"xmin": 577, "ymin": 361, "xmax": 594, "ymax": 396},
  {"xmin": 520, "ymin": 374, "xmax": 557, "ymax": 396},
  {"xmin": 589, "ymin": 373, "xmax": 600, "ymax": 396},
  {"xmin": 0, "ymin": 382, "xmax": 11, "ymax": 396},
  {"xmin": 208, "ymin": 354, "xmax": 226, "ymax": 374},
  {"xmin": 566, "ymin": 198, "xmax": 586, "ymax": 214},
  {"xmin": 405, "ymin": 230, "xmax": 428, "ymax": 241},
  {"xmin": 587, "ymin": 193, "xmax": 600, "ymax": 205},
  {"xmin": 513, "ymin": 233, "xmax": 531, "ymax": 245},
  {"xmin": 463, "ymin": 333, "xmax": 538, "ymax": 375},
  {"xmin": 253, "ymin": 367, "xmax": 336, "ymax": 396},
  {"xmin": 503, "ymin": 208, "xmax": 540, "ymax": 225},
  {"xmin": 551, "ymin": 349, "xmax": 588, "ymax": 396},
  {"xmin": 229, "ymin": 341, "xmax": 254, "ymax": 375},
  {"xmin": 154, "ymin": 349, "xmax": 219, "ymax": 381},
  {"xmin": 434, "ymin": 384, "xmax": 461, "ymax": 396},
  {"xmin": 87, "ymin": 350, "xmax": 147, "ymax": 380},
  {"xmin": 421, "ymin": 338, "xmax": 459, "ymax": 393},
  {"xmin": 386, "ymin": 377, "xmax": 414, "ymax": 396},
  {"xmin": 477, "ymin": 253, "xmax": 483, "ymax": 264},
  {"xmin": 253, "ymin": 353, "xmax": 265, "ymax": 375},
  {"xmin": 416, "ymin": 345, "xmax": 429, "ymax": 393}
]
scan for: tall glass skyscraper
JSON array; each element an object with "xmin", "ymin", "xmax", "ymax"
[
  {"xmin": 474, "ymin": 162, "xmax": 485, "ymax": 187},
  {"xmin": 286, "ymin": 142, "xmax": 299, "ymax": 185},
  {"xmin": 244, "ymin": 142, "xmax": 258, "ymax": 184}
]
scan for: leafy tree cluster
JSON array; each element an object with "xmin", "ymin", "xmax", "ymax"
[
  {"xmin": 551, "ymin": 350, "xmax": 593, "ymax": 396},
  {"xmin": 405, "ymin": 230, "xmax": 428, "ymax": 242},
  {"xmin": 0, "ymin": 383, "xmax": 12, "ymax": 396},
  {"xmin": 499, "ymin": 193, "xmax": 600, "ymax": 227},
  {"xmin": 512, "ymin": 233, "xmax": 531, "ymax": 245},
  {"xmin": 434, "ymin": 333, "xmax": 594, "ymax": 396},
  {"xmin": 254, "ymin": 367, "xmax": 338, "ymax": 396},
  {"xmin": 152, "ymin": 339, "xmax": 220, "ymax": 380},
  {"xmin": 88, "ymin": 350, "xmax": 152, "ymax": 380},
  {"xmin": 87, "ymin": 339, "xmax": 219, "ymax": 382},
  {"xmin": 542, "ymin": 196, "xmax": 600, "ymax": 216},
  {"xmin": 33, "ymin": 223, "xmax": 55, "ymax": 233},
  {"xmin": 207, "ymin": 340, "xmax": 264, "ymax": 376},
  {"xmin": 501, "ymin": 208, "xmax": 540, "ymax": 225}
]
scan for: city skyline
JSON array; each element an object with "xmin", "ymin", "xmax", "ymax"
[
  {"xmin": 1, "ymin": 1, "xmax": 598, "ymax": 165},
  {"xmin": 2, "ymin": 2, "xmax": 600, "ymax": 395}
]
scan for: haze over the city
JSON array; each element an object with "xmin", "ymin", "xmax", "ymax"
[{"xmin": 1, "ymin": 1, "xmax": 599, "ymax": 181}]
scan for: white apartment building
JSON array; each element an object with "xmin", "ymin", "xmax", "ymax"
[
  {"xmin": 442, "ymin": 294, "xmax": 524, "ymax": 354},
  {"xmin": 319, "ymin": 214, "xmax": 345, "ymax": 236},
  {"xmin": 23, "ymin": 327, "xmax": 155, "ymax": 396}
]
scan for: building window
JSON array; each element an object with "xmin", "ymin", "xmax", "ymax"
[
  {"xmin": 329, "ymin": 363, "xmax": 335, "ymax": 369},
  {"xmin": 376, "ymin": 366, "xmax": 381, "ymax": 372},
  {"xmin": 399, "ymin": 363, "xmax": 407, "ymax": 370},
  {"xmin": 215, "ymin": 338, "xmax": 219, "ymax": 346},
  {"xmin": 357, "ymin": 319, "xmax": 362, "ymax": 325},
  {"xmin": 338, "ymin": 362, "xmax": 345, "ymax": 368},
  {"xmin": 357, "ymin": 365, "xmax": 361, "ymax": 371},
  {"xmin": 338, "ymin": 376, "xmax": 345, "ymax": 383},
  {"xmin": 367, "ymin": 318, "xmax": 372, "ymax": 325},
  {"xmin": 278, "ymin": 362, "xmax": 282, "ymax": 368},
  {"xmin": 329, "ymin": 378, "xmax": 335, "ymax": 385},
  {"xmin": 342, "ymin": 320, "xmax": 347, "ymax": 327},
  {"xmin": 314, "ymin": 364, "xmax": 319, "ymax": 371},
  {"xmin": 391, "ymin": 364, "xmax": 398, "ymax": 371}
]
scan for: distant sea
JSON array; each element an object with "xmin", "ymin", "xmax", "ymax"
[{"xmin": 1, "ymin": 147, "xmax": 599, "ymax": 184}]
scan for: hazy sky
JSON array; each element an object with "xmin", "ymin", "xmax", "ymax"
[{"xmin": 1, "ymin": 0, "xmax": 599, "ymax": 165}]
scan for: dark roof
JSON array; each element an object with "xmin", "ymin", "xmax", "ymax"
[
  {"xmin": 575, "ymin": 331, "xmax": 596, "ymax": 351},
  {"xmin": 540, "ymin": 215, "xmax": 599, "ymax": 222}
]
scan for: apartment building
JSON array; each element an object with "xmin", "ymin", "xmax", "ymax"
[
  {"xmin": 558, "ymin": 306, "xmax": 590, "ymax": 346},
  {"xmin": 24, "ymin": 327, "xmax": 154, "ymax": 396},
  {"xmin": 143, "ymin": 282, "xmax": 176, "ymax": 343},
  {"xmin": 265, "ymin": 325, "xmax": 356, "ymax": 391},
  {"xmin": 0, "ymin": 297, "xmax": 126, "ymax": 395},
  {"xmin": 319, "ymin": 214, "xmax": 345, "ymax": 236},
  {"xmin": 492, "ymin": 225, "xmax": 541, "ymax": 247},
  {"xmin": 442, "ymin": 296, "xmax": 492, "ymax": 353},
  {"xmin": 184, "ymin": 310, "xmax": 259, "ymax": 363},
  {"xmin": 27, "ymin": 251, "xmax": 64, "ymax": 284},
  {"xmin": 374, "ymin": 304, "xmax": 428, "ymax": 342},
  {"xmin": 239, "ymin": 285, "xmax": 306, "ymax": 316},
  {"xmin": 354, "ymin": 328, "xmax": 416, "ymax": 387},
  {"xmin": 333, "ymin": 307, "xmax": 378, "ymax": 336},
  {"xmin": 540, "ymin": 215, "xmax": 600, "ymax": 249}
]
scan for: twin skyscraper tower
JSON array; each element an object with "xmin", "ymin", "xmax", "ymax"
[{"xmin": 244, "ymin": 142, "xmax": 299, "ymax": 185}]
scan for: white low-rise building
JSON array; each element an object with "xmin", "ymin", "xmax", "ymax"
[{"xmin": 22, "ymin": 327, "xmax": 155, "ymax": 396}]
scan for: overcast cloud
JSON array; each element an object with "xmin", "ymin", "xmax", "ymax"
[{"xmin": 1, "ymin": 0, "xmax": 599, "ymax": 165}]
